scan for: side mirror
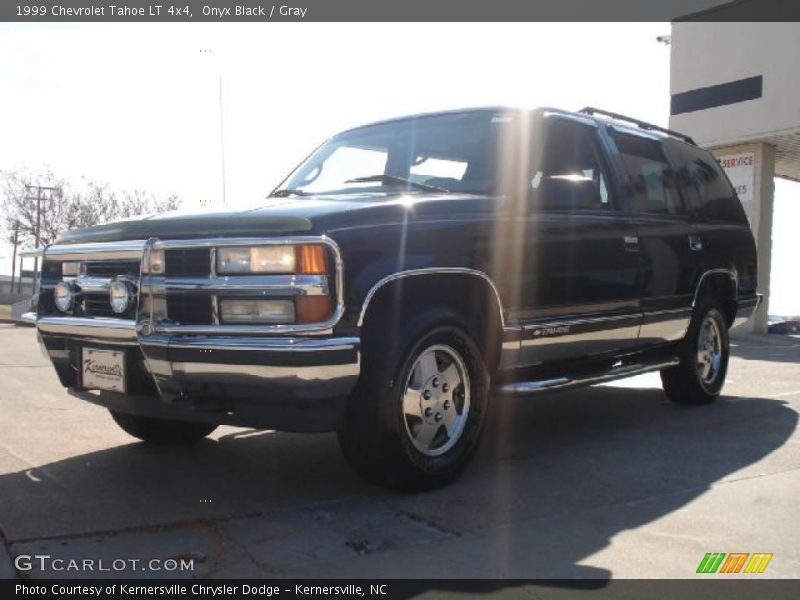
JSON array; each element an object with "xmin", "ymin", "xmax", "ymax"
[{"xmin": 531, "ymin": 176, "xmax": 601, "ymax": 211}]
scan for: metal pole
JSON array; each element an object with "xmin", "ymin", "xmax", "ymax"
[
  {"xmin": 10, "ymin": 221, "xmax": 19, "ymax": 295},
  {"xmin": 34, "ymin": 186, "xmax": 41, "ymax": 286}
]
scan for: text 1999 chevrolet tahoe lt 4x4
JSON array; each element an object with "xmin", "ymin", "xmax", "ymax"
[{"xmin": 32, "ymin": 107, "xmax": 760, "ymax": 489}]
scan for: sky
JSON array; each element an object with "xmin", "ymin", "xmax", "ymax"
[{"xmin": 1, "ymin": 22, "xmax": 798, "ymax": 314}]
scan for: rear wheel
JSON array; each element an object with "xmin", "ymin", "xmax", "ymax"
[
  {"xmin": 661, "ymin": 298, "xmax": 730, "ymax": 405},
  {"xmin": 109, "ymin": 410, "xmax": 217, "ymax": 444},
  {"xmin": 338, "ymin": 313, "xmax": 490, "ymax": 490}
]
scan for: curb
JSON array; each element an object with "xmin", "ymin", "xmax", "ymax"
[{"xmin": 0, "ymin": 319, "xmax": 35, "ymax": 327}]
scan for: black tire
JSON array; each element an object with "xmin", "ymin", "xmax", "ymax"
[
  {"xmin": 109, "ymin": 410, "xmax": 217, "ymax": 444},
  {"xmin": 661, "ymin": 297, "xmax": 730, "ymax": 405},
  {"xmin": 338, "ymin": 310, "xmax": 490, "ymax": 490}
]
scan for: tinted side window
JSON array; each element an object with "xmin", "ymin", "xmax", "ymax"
[
  {"xmin": 611, "ymin": 132, "xmax": 684, "ymax": 216},
  {"xmin": 529, "ymin": 119, "xmax": 613, "ymax": 211},
  {"xmin": 669, "ymin": 142, "xmax": 748, "ymax": 224}
]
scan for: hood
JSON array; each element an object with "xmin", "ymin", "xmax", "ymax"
[{"xmin": 55, "ymin": 192, "xmax": 495, "ymax": 245}]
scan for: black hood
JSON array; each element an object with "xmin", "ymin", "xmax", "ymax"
[{"xmin": 55, "ymin": 192, "xmax": 496, "ymax": 244}]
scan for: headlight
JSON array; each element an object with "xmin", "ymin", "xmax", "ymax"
[
  {"xmin": 215, "ymin": 244, "xmax": 328, "ymax": 275},
  {"xmin": 217, "ymin": 246, "xmax": 296, "ymax": 274},
  {"xmin": 109, "ymin": 280, "xmax": 134, "ymax": 314},
  {"xmin": 54, "ymin": 282, "xmax": 75, "ymax": 312},
  {"xmin": 219, "ymin": 299, "xmax": 295, "ymax": 324}
]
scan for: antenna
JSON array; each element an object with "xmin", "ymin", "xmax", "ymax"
[{"xmin": 218, "ymin": 72, "xmax": 228, "ymax": 207}]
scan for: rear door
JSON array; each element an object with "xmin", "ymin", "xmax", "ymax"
[
  {"xmin": 607, "ymin": 128, "xmax": 696, "ymax": 345},
  {"xmin": 662, "ymin": 139, "xmax": 756, "ymax": 294},
  {"xmin": 516, "ymin": 115, "xmax": 643, "ymax": 365}
]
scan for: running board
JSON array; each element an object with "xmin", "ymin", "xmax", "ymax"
[{"xmin": 496, "ymin": 357, "xmax": 679, "ymax": 396}]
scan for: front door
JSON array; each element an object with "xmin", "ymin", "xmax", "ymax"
[{"xmin": 515, "ymin": 115, "xmax": 642, "ymax": 366}]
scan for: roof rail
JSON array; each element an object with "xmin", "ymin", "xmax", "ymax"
[{"xmin": 579, "ymin": 107, "xmax": 696, "ymax": 145}]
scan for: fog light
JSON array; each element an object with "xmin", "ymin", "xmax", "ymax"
[
  {"xmin": 54, "ymin": 282, "xmax": 75, "ymax": 312},
  {"xmin": 219, "ymin": 299, "xmax": 295, "ymax": 324},
  {"xmin": 109, "ymin": 280, "xmax": 133, "ymax": 314}
]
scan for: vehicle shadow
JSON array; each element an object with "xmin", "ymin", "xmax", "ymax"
[{"xmin": 0, "ymin": 381, "xmax": 796, "ymax": 581}]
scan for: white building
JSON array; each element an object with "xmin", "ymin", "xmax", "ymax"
[{"xmin": 669, "ymin": 16, "xmax": 800, "ymax": 333}]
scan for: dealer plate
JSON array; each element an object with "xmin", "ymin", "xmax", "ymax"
[{"xmin": 82, "ymin": 347, "xmax": 126, "ymax": 392}]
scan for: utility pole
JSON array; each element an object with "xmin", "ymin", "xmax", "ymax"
[
  {"xmin": 24, "ymin": 184, "xmax": 59, "ymax": 293},
  {"xmin": 10, "ymin": 221, "xmax": 19, "ymax": 295}
]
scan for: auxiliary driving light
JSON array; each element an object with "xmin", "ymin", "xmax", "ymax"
[
  {"xmin": 54, "ymin": 281, "xmax": 75, "ymax": 312},
  {"xmin": 109, "ymin": 280, "xmax": 134, "ymax": 315}
]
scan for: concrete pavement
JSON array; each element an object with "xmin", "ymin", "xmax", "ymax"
[{"xmin": 0, "ymin": 324, "xmax": 798, "ymax": 579}]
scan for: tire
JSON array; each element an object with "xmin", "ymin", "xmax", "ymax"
[
  {"xmin": 661, "ymin": 297, "xmax": 730, "ymax": 405},
  {"xmin": 338, "ymin": 311, "xmax": 490, "ymax": 490},
  {"xmin": 109, "ymin": 410, "xmax": 217, "ymax": 444}
]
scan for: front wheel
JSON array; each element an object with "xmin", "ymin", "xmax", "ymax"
[
  {"xmin": 110, "ymin": 410, "xmax": 218, "ymax": 444},
  {"xmin": 338, "ymin": 318, "xmax": 490, "ymax": 490},
  {"xmin": 661, "ymin": 298, "xmax": 730, "ymax": 405}
]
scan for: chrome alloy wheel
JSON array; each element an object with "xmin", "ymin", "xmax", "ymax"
[
  {"xmin": 697, "ymin": 315, "xmax": 723, "ymax": 386},
  {"xmin": 401, "ymin": 344, "xmax": 471, "ymax": 457}
]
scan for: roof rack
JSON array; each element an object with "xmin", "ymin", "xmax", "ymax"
[{"xmin": 579, "ymin": 107, "xmax": 696, "ymax": 145}]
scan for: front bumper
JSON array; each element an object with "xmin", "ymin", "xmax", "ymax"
[{"xmin": 38, "ymin": 316, "xmax": 360, "ymax": 432}]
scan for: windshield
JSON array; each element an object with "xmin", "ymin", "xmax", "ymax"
[{"xmin": 276, "ymin": 110, "xmax": 512, "ymax": 197}]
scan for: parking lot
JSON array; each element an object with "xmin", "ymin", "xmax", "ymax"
[{"xmin": 0, "ymin": 323, "xmax": 798, "ymax": 580}]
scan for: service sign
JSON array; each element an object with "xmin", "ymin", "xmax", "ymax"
[{"xmin": 718, "ymin": 152, "xmax": 755, "ymax": 203}]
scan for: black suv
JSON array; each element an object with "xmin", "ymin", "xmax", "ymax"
[{"xmin": 32, "ymin": 107, "xmax": 760, "ymax": 489}]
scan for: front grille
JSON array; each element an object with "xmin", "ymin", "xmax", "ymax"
[
  {"xmin": 165, "ymin": 248, "xmax": 211, "ymax": 277},
  {"xmin": 84, "ymin": 260, "xmax": 140, "ymax": 278},
  {"xmin": 82, "ymin": 293, "xmax": 117, "ymax": 318},
  {"xmin": 167, "ymin": 295, "xmax": 214, "ymax": 325}
]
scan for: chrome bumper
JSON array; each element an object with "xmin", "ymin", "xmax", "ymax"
[
  {"xmin": 38, "ymin": 315, "xmax": 360, "ymax": 403},
  {"xmin": 140, "ymin": 333, "xmax": 360, "ymax": 402}
]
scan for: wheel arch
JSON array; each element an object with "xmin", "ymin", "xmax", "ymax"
[
  {"xmin": 357, "ymin": 269, "xmax": 506, "ymax": 372},
  {"xmin": 693, "ymin": 268, "xmax": 738, "ymax": 326}
]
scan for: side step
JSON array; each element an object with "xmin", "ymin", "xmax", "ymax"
[{"xmin": 496, "ymin": 357, "xmax": 679, "ymax": 396}]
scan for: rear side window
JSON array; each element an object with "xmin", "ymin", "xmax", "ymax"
[
  {"xmin": 667, "ymin": 142, "xmax": 748, "ymax": 224},
  {"xmin": 611, "ymin": 131, "xmax": 684, "ymax": 216}
]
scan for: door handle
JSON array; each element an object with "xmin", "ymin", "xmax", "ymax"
[
  {"xmin": 689, "ymin": 235, "xmax": 703, "ymax": 251},
  {"xmin": 624, "ymin": 235, "xmax": 639, "ymax": 252}
]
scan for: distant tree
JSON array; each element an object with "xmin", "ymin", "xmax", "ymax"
[{"xmin": 1, "ymin": 168, "xmax": 179, "ymax": 248}]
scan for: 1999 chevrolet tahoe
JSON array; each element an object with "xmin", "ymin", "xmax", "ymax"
[{"xmin": 32, "ymin": 107, "xmax": 760, "ymax": 489}]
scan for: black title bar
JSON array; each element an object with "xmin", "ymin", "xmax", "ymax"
[
  {"xmin": 7, "ymin": 579, "xmax": 800, "ymax": 600},
  {"xmin": 3, "ymin": 0, "xmax": 800, "ymax": 22}
]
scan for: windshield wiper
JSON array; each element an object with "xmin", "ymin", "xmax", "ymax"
[
  {"xmin": 271, "ymin": 188, "xmax": 308, "ymax": 198},
  {"xmin": 344, "ymin": 175, "xmax": 450, "ymax": 193}
]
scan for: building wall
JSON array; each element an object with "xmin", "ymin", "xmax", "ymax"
[{"xmin": 670, "ymin": 22, "xmax": 800, "ymax": 148}]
